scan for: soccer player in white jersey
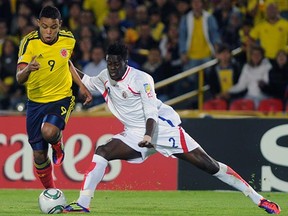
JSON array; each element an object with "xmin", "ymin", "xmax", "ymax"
[{"xmin": 64, "ymin": 43, "xmax": 280, "ymax": 214}]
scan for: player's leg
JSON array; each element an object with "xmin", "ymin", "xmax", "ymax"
[
  {"xmin": 64, "ymin": 138, "xmax": 142, "ymax": 213},
  {"xmin": 41, "ymin": 96, "xmax": 75, "ymax": 166},
  {"xmin": 174, "ymin": 147, "xmax": 281, "ymax": 214},
  {"xmin": 174, "ymin": 147, "xmax": 262, "ymax": 199},
  {"xmin": 41, "ymin": 119, "xmax": 64, "ymax": 166},
  {"xmin": 154, "ymin": 125, "xmax": 280, "ymax": 214},
  {"xmin": 32, "ymin": 143, "xmax": 55, "ymax": 189},
  {"xmin": 26, "ymin": 101, "xmax": 55, "ymax": 188}
]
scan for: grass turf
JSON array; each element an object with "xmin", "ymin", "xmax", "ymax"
[{"xmin": 0, "ymin": 189, "xmax": 285, "ymax": 215}]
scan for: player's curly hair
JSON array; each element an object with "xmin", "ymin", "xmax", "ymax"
[
  {"xmin": 107, "ymin": 42, "xmax": 128, "ymax": 60},
  {"xmin": 39, "ymin": 5, "xmax": 61, "ymax": 20}
]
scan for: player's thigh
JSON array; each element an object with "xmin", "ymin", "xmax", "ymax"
[
  {"xmin": 44, "ymin": 96, "xmax": 75, "ymax": 130},
  {"xmin": 110, "ymin": 129, "xmax": 157, "ymax": 163},
  {"xmin": 96, "ymin": 138, "xmax": 141, "ymax": 161},
  {"xmin": 26, "ymin": 101, "xmax": 47, "ymax": 145},
  {"xmin": 155, "ymin": 126, "xmax": 200, "ymax": 156},
  {"xmin": 26, "ymin": 96, "xmax": 74, "ymax": 143}
]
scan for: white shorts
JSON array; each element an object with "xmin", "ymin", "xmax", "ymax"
[{"xmin": 113, "ymin": 125, "xmax": 200, "ymax": 163}]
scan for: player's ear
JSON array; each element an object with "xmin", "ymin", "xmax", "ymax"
[
  {"xmin": 36, "ymin": 19, "xmax": 40, "ymax": 27},
  {"xmin": 59, "ymin": 20, "xmax": 62, "ymax": 27}
]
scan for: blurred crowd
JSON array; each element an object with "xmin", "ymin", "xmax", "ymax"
[{"xmin": 0, "ymin": 0, "xmax": 288, "ymax": 111}]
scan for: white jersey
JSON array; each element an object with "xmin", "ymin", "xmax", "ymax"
[
  {"xmin": 82, "ymin": 66, "xmax": 181, "ymax": 130},
  {"xmin": 82, "ymin": 66, "xmax": 199, "ymax": 162}
]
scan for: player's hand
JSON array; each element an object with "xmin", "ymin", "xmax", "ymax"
[
  {"xmin": 138, "ymin": 135, "xmax": 154, "ymax": 148},
  {"xmin": 27, "ymin": 56, "xmax": 40, "ymax": 72},
  {"xmin": 79, "ymin": 85, "xmax": 92, "ymax": 105}
]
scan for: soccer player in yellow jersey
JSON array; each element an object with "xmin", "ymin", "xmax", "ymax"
[{"xmin": 16, "ymin": 6, "xmax": 92, "ymax": 189}]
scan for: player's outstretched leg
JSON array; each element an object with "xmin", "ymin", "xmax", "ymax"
[
  {"xmin": 63, "ymin": 154, "xmax": 108, "ymax": 213},
  {"xmin": 214, "ymin": 162, "xmax": 281, "ymax": 214}
]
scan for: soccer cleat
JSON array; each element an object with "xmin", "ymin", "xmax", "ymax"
[
  {"xmin": 63, "ymin": 202, "xmax": 90, "ymax": 213},
  {"xmin": 258, "ymin": 199, "xmax": 281, "ymax": 214},
  {"xmin": 51, "ymin": 141, "xmax": 65, "ymax": 166}
]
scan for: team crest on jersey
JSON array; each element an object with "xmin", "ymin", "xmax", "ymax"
[
  {"xmin": 144, "ymin": 83, "xmax": 153, "ymax": 98},
  {"xmin": 60, "ymin": 48, "xmax": 68, "ymax": 58},
  {"xmin": 122, "ymin": 91, "xmax": 127, "ymax": 98}
]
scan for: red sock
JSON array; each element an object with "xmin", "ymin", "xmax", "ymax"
[{"xmin": 35, "ymin": 162, "xmax": 55, "ymax": 189}]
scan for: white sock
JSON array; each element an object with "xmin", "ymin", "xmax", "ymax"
[
  {"xmin": 77, "ymin": 154, "xmax": 108, "ymax": 208},
  {"xmin": 213, "ymin": 162, "xmax": 263, "ymax": 205}
]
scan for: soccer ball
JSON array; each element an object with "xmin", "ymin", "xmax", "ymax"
[{"xmin": 38, "ymin": 188, "xmax": 67, "ymax": 214}]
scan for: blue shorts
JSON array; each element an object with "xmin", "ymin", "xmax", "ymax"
[{"xmin": 26, "ymin": 96, "xmax": 75, "ymax": 150}]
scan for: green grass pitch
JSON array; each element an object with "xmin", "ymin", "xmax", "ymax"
[{"xmin": 0, "ymin": 189, "xmax": 285, "ymax": 215}]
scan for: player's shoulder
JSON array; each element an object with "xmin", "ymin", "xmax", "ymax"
[
  {"xmin": 21, "ymin": 30, "xmax": 39, "ymax": 41},
  {"xmin": 59, "ymin": 29, "xmax": 75, "ymax": 39},
  {"xmin": 99, "ymin": 68, "xmax": 108, "ymax": 76},
  {"xmin": 98, "ymin": 68, "xmax": 109, "ymax": 80},
  {"xmin": 19, "ymin": 30, "xmax": 39, "ymax": 49},
  {"xmin": 129, "ymin": 67, "xmax": 154, "ymax": 83},
  {"xmin": 129, "ymin": 66, "xmax": 147, "ymax": 77}
]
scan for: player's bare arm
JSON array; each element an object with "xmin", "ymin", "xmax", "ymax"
[
  {"xmin": 68, "ymin": 60, "xmax": 92, "ymax": 105},
  {"xmin": 16, "ymin": 55, "xmax": 40, "ymax": 85},
  {"xmin": 138, "ymin": 118, "xmax": 156, "ymax": 148}
]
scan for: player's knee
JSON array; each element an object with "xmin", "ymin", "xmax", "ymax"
[
  {"xmin": 42, "ymin": 114, "xmax": 64, "ymax": 144},
  {"xmin": 41, "ymin": 124, "xmax": 60, "ymax": 143},
  {"xmin": 205, "ymin": 160, "xmax": 220, "ymax": 175},
  {"xmin": 95, "ymin": 145, "xmax": 109, "ymax": 158}
]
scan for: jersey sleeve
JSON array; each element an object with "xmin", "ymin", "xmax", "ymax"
[
  {"xmin": 82, "ymin": 73, "xmax": 106, "ymax": 95},
  {"xmin": 135, "ymin": 73, "xmax": 159, "ymax": 122},
  {"xmin": 17, "ymin": 37, "xmax": 34, "ymax": 64}
]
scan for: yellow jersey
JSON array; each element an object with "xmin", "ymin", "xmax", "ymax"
[
  {"xmin": 188, "ymin": 17, "xmax": 211, "ymax": 59},
  {"xmin": 18, "ymin": 30, "xmax": 75, "ymax": 103},
  {"xmin": 250, "ymin": 18, "xmax": 288, "ymax": 59}
]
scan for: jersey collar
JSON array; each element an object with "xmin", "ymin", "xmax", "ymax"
[{"xmin": 120, "ymin": 66, "xmax": 131, "ymax": 81}]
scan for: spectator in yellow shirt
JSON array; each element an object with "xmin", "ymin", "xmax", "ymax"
[
  {"xmin": 249, "ymin": 3, "xmax": 288, "ymax": 60},
  {"xmin": 266, "ymin": 0, "xmax": 288, "ymax": 20}
]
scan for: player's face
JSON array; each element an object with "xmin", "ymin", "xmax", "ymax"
[
  {"xmin": 106, "ymin": 55, "xmax": 127, "ymax": 81},
  {"xmin": 38, "ymin": 17, "xmax": 61, "ymax": 44}
]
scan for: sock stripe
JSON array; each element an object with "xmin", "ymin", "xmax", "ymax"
[{"xmin": 34, "ymin": 158, "xmax": 51, "ymax": 169}]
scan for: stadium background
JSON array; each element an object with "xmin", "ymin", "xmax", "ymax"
[
  {"xmin": 0, "ymin": 0, "xmax": 287, "ymax": 194},
  {"xmin": 1, "ymin": 115, "xmax": 287, "ymax": 192}
]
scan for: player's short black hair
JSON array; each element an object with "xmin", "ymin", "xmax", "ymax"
[
  {"xmin": 39, "ymin": 5, "xmax": 61, "ymax": 20},
  {"xmin": 107, "ymin": 42, "xmax": 128, "ymax": 60}
]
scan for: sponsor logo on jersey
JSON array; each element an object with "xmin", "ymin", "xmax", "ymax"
[
  {"xmin": 60, "ymin": 48, "xmax": 68, "ymax": 58},
  {"xmin": 144, "ymin": 83, "xmax": 153, "ymax": 98}
]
